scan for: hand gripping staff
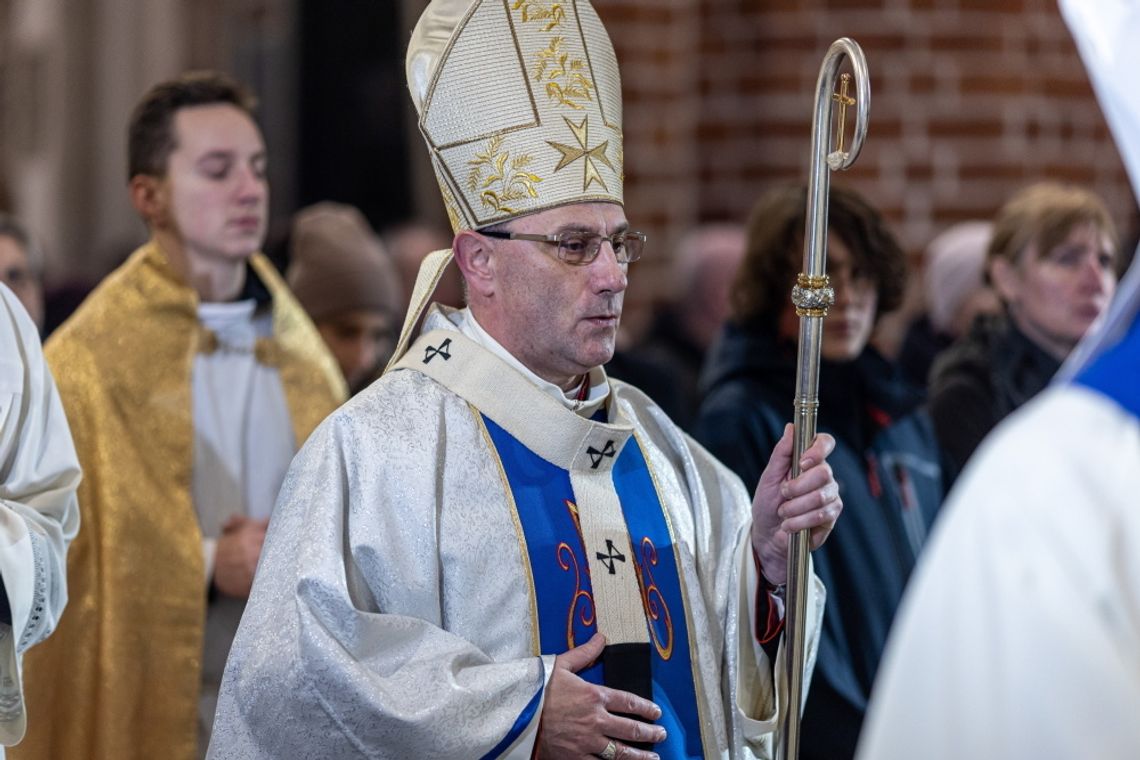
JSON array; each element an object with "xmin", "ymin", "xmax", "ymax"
[{"xmin": 778, "ymin": 37, "xmax": 870, "ymax": 760}]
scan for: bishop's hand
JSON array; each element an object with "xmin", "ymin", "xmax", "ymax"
[
  {"xmin": 751, "ymin": 423, "xmax": 841, "ymax": 586},
  {"xmin": 537, "ymin": 633, "xmax": 667, "ymax": 760}
]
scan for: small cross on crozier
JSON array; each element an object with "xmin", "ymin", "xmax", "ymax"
[{"xmin": 832, "ymin": 72, "xmax": 856, "ymax": 156}]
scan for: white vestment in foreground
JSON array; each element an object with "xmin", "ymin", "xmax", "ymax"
[
  {"xmin": 860, "ymin": 2, "xmax": 1140, "ymax": 756},
  {"xmin": 0, "ymin": 285, "xmax": 81, "ymax": 751},
  {"xmin": 857, "ymin": 387, "xmax": 1140, "ymax": 759},
  {"xmin": 209, "ymin": 307, "xmax": 823, "ymax": 759}
]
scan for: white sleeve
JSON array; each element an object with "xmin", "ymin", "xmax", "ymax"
[
  {"xmin": 0, "ymin": 285, "xmax": 82, "ymax": 745},
  {"xmin": 208, "ymin": 409, "xmax": 554, "ymax": 759},
  {"xmin": 857, "ymin": 390, "xmax": 1140, "ymax": 759},
  {"xmin": 734, "ymin": 537, "xmax": 825, "ymax": 749}
]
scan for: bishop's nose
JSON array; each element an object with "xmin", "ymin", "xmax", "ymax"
[{"xmin": 592, "ymin": 239, "xmax": 628, "ymax": 294}]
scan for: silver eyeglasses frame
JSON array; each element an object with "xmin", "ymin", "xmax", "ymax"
[{"xmin": 480, "ymin": 229, "xmax": 646, "ymax": 265}]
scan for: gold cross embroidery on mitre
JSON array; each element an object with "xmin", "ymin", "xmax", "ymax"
[{"xmin": 547, "ymin": 116, "xmax": 613, "ymax": 192}]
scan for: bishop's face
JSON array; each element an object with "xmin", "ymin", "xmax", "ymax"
[
  {"xmin": 481, "ymin": 202, "xmax": 629, "ymax": 389},
  {"xmin": 154, "ymin": 104, "xmax": 269, "ymax": 265}
]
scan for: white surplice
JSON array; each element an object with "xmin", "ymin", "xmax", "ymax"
[
  {"xmin": 208, "ymin": 306, "xmax": 824, "ymax": 759},
  {"xmin": 0, "ymin": 284, "xmax": 81, "ymax": 751},
  {"xmin": 855, "ymin": 383, "xmax": 1140, "ymax": 759},
  {"xmin": 191, "ymin": 299, "xmax": 296, "ymax": 755}
]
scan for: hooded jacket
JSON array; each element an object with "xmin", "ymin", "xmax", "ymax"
[{"xmin": 694, "ymin": 322, "xmax": 943, "ymax": 760}]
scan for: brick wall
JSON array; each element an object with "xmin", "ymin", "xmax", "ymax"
[{"xmin": 595, "ymin": 0, "xmax": 1136, "ymax": 302}]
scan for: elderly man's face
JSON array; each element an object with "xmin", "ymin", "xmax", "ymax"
[
  {"xmin": 0, "ymin": 234, "xmax": 43, "ymax": 330},
  {"xmin": 485, "ymin": 202, "xmax": 629, "ymax": 388}
]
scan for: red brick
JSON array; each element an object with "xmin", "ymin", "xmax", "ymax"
[
  {"xmin": 959, "ymin": 74, "xmax": 1029, "ymax": 96},
  {"xmin": 929, "ymin": 119, "xmax": 1005, "ymax": 139},
  {"xmin": 592, "ymin": 0, "xmax": 1137, "ymax": 254},
  {"xmin": 960, "ymin": 0, "xmax": 1024, "ymax": 10},
  {"xmin": 929, "ymin": 33, "xmax": 1005, "ymax": 53}
]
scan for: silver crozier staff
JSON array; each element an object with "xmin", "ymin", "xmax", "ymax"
[{"xmin": 778, "ymin": 38, "xmax": 870, "ymax": 760}]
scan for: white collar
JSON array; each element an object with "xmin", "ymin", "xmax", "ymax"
[{"xmin": 454, "ymin": 308, "xmax": 610, "ymax": 419}]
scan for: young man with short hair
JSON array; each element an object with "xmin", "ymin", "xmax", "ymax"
[{"xmin": 16, "ymin": 71, "xmax": 345, "ymax": 760}]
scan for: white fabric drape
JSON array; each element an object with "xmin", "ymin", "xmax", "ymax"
[{"xmin": 0, "ymin": 284, "xmax": 81, "ymax": 752}]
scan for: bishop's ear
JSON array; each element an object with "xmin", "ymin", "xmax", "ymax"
[{"xmin": 453, "ymin": 229, "xmax": 496, "ymax": 299}]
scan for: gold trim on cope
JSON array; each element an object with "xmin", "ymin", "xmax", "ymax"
[
  {"xmin": 633, "ymin": 430, "xmax": 714, "ymax": 759},
  {"xmin": 473, "ymin": 408, "xmax": 543, "ymax": 657}
]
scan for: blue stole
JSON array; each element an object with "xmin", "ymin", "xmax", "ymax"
[
  {"xmin": 1075, "ymin": 308, "xmax": 1140, "ymax": 419},
  {"xmin": 482, "ymin": 415, "xmax": 706, "ymax": 759}
]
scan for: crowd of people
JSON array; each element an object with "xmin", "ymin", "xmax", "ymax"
[{"xmin": 0, "ymin": 0, "xmax": 1137, "ymax": 758}]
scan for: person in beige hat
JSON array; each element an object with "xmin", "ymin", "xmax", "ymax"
[
  {"xmin": 897, "ymin": 220, "xmax": 1000, "ymax": 388},
  {"xmin": 288, "ymin": 202, "xmax": 405, "ymax": 394},
  {"xmin": 210, "ymin": 3, "xmax": 840, "ymax": 759}
]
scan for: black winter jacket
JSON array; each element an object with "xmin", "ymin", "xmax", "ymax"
[
  {"xmin": 928, "ymin": 313, "xmax": 1060, "ymax": 485},
  {"xmin": 694, "ymin": 323, "xmax": 944, "ymax": 760}
]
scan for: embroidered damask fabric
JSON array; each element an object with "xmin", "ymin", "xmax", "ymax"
[
  {"xmin": 406, "ymin": 0, "xmax": 624, "ymax": 231},
  {"xmin": 208, "ymin": 307, "xmax": 825, "ymax": 759}
]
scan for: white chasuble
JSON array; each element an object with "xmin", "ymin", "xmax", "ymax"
[
  {"xmin": 208, "ymin": 306, "xmax": 824, "ymax": 759},
  {"xmin": 0, "ymin": 285, "xmax": 81, "ymax": 751}
]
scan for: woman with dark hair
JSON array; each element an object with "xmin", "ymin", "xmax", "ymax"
[{"xmin": 694, "ymin": 183, "xmax": 944, "ymax": 760}]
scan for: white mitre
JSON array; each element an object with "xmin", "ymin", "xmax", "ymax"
[{"xmin": 406, "ymin": 0, "xmax": 624, "ymax": 231}]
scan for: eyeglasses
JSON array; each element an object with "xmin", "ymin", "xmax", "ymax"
[{"xmin": 481, "ymin": 229, "xmax": 646, "ymax": 265}]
